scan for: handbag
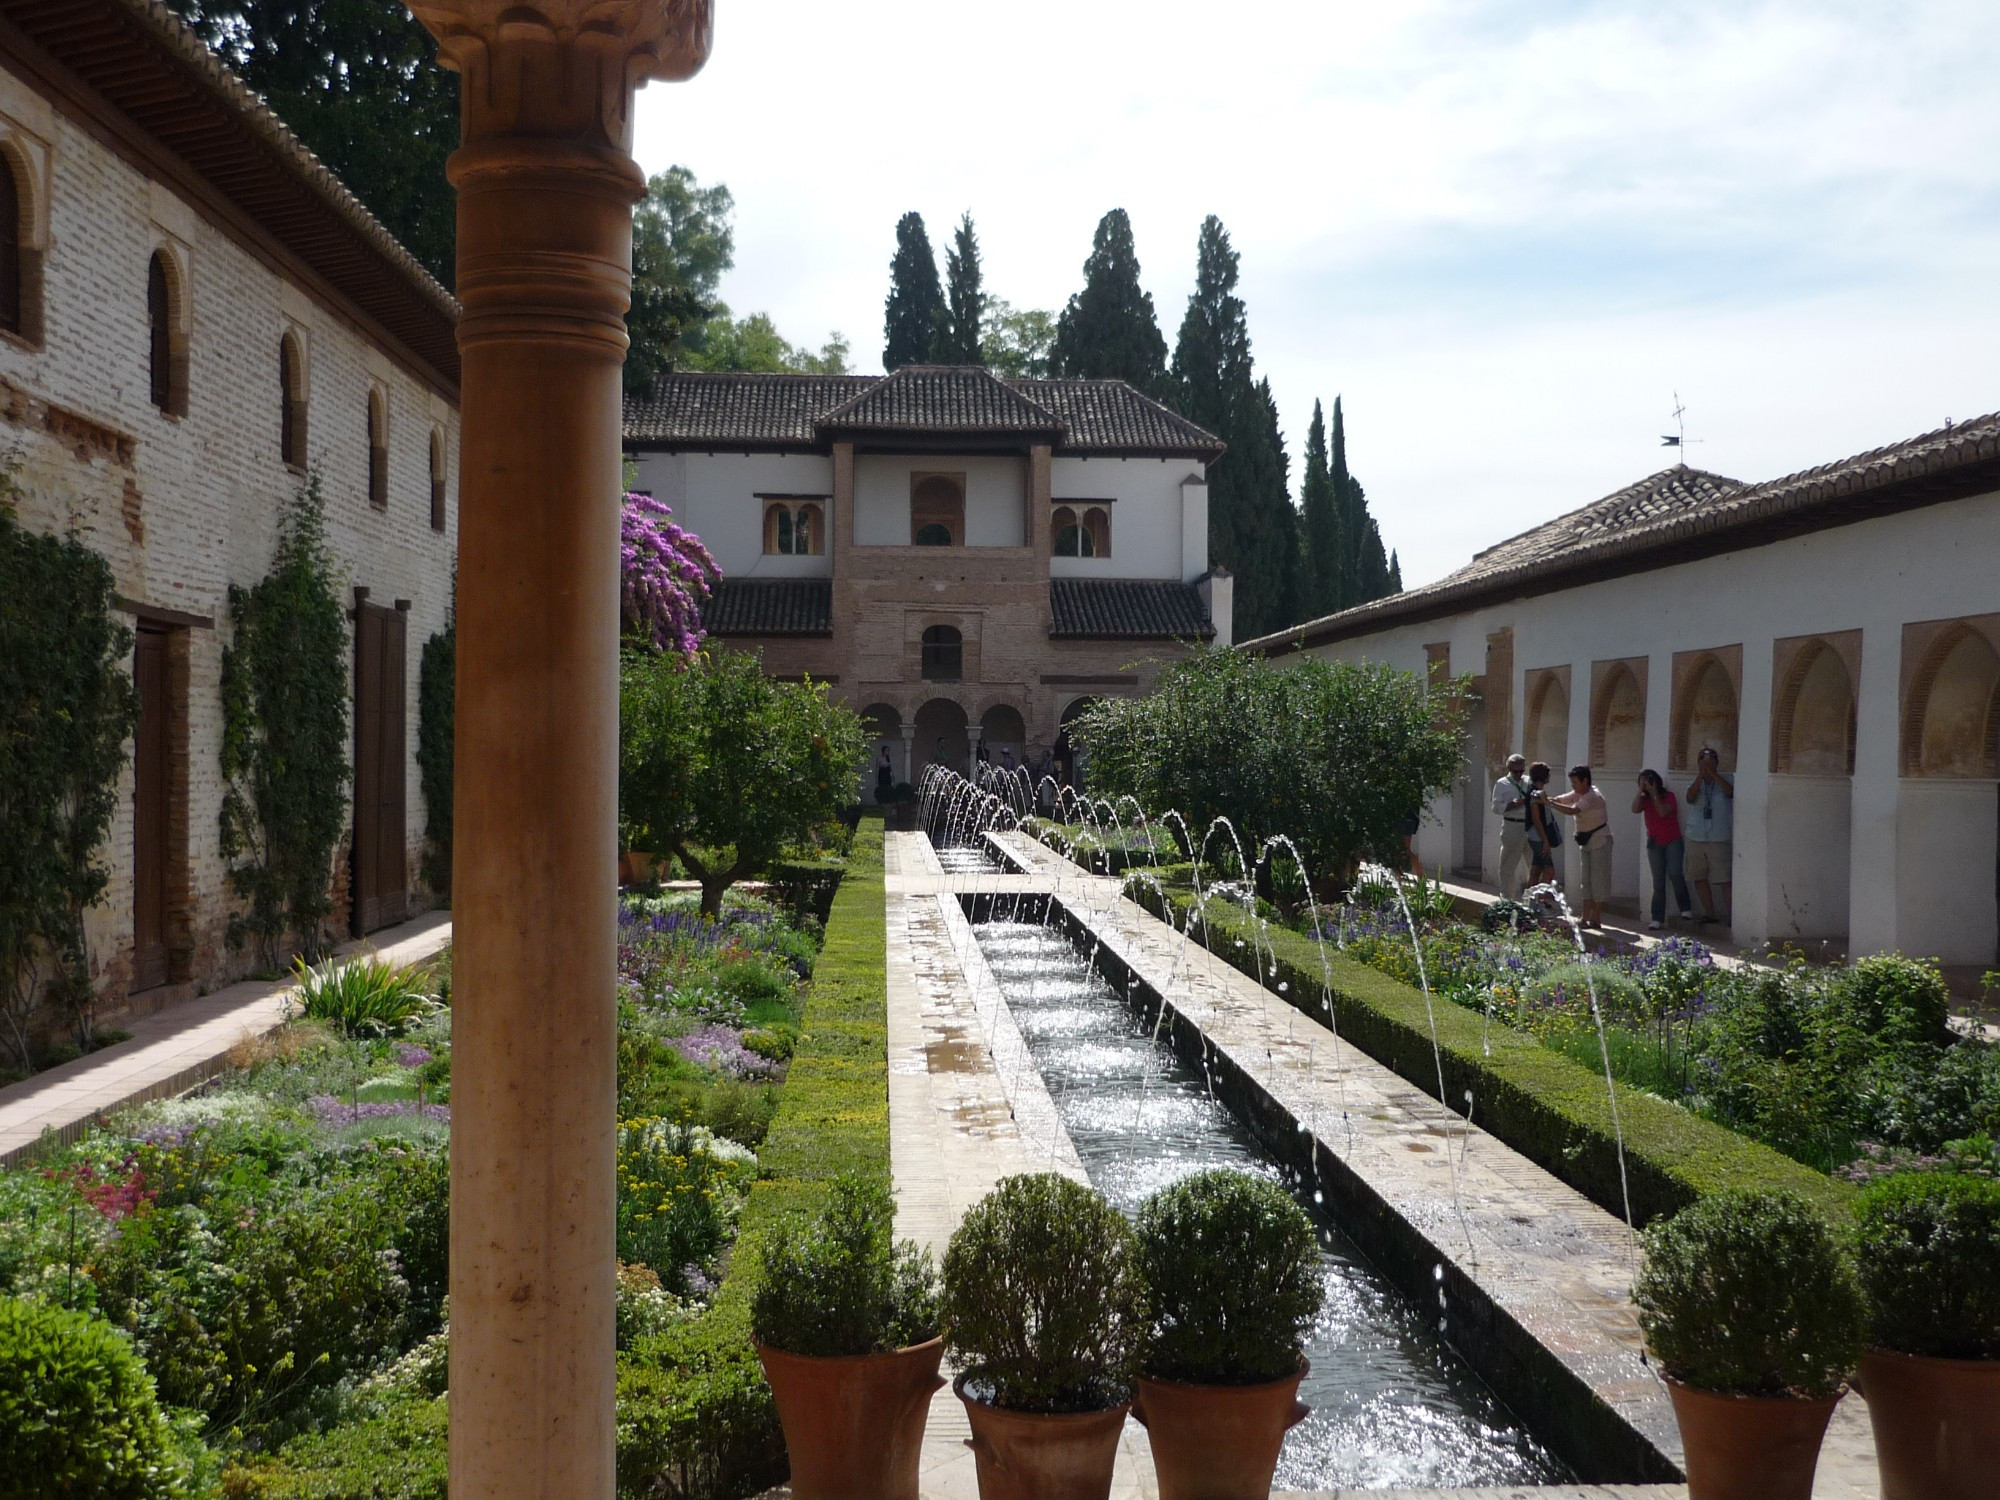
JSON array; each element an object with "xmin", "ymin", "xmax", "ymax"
[
  {"xmin": 1536, "ymin": 798, "xmax": 1562, "ymax": 849},
  {"xmin": 1575, "ymin": 825, "xmax": 1597, "ymax": 846}
]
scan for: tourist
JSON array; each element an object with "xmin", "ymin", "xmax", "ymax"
[
  {"xmin": 999, "ymin": 746, "xmax": 1017, "ymax": 774},
  {"xmin": 1524, "ymin": 761, "xmax": 1561, "ymax": 888},
  {"xmin": 1633, "ymin": 769, "xmax": 1694, "ymax": 931},
  {"xmin": 1683, "ymin": 746, "xmax": 1734, "ymax": 926},
  {"xmin": 875, "ymin": 745, "xmax": 894, "ymax": 802},
  {"xmin": 1491, "ymin": 753, "xmax": 1532, "ymax": 897},
  {"xmin": 932, "ymin": 737, "xmax": 949, "ymax": 767},
  {"xmin": 1399, "ymin": 802, "xmax": 1425, "ymax": 883},
  {"xmin": 1547, "ymin": 764, "xmax": 1610, "ymax": 928}
]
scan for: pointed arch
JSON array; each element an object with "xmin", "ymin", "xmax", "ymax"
[
  {"xmin": 1670, "ymin": 647, "xmax": 1741, "ymax": 771},
  {"xmin": 147, "ymin": 248, "xmax": 188, "ymax": 416},
  {"xmin": 429, "ymin": 427, "xmax": 447, "ymax": 532},
  {"xmin": 367, "ymin": 386, "xmax": 389, "ymax": 509},
  {"xmin": 0, "ymin": 137, "xmax": 42, "ymax": 346},
  {"xmin": 1903, "ymin": 622, "xmax": 2000, "ymax": 778},
  {"xmin": 1771, "ymin": 637, "xmax": 1856, "ymax": 775},
  {"xmin": 279, "ymin": 330, "xmax": 309, "ymax": 468},
  {"xmin": 1590, "ymin": 659, "xmax": 1646, "ymax": 769}
]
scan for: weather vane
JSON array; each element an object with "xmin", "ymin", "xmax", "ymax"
[{"xmin": 1661, "ymin": 392, "xmax": 1700, "ymax": 464}]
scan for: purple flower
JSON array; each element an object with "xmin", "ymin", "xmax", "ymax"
[
  {"xmin": 666, "ymin": 1024, "xmax": 774, "ymax": 1078},
  {"xmin": 394, "ymin": 1043, "xmax": 433, "ymax": 1068},
  {"xmin": 307, "ymin": 1094, "xmax": 451, "ymax": 1128}
]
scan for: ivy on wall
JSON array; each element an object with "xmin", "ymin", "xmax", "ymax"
[
  {"xmin": 416, "ymin": 592, "xmax": 453, "ymax": 899},
  {"xmin": 0, "ymin": 485, "xmax": 137, "ymax": 1069},
  {"xmin": 220, "ymin": 476, "xmax": 349, "ymax": 970}
]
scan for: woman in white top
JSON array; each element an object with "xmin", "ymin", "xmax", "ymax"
[{"xmin": 1548, "ymin": 763, "xmax": 1612, "ymax": 928}]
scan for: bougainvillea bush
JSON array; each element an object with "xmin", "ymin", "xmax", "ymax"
[{"xmin": 620, "ymin": 491, "xmax": 720, "ymax": 657}]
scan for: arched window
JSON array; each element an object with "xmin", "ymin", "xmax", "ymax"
[
  {"xmin": 367, "ymin": 389, "xmax": 388, "ymax": 509},
  {"xmin": 795, "ymin": 502, "xmax": 821, "ymax": 554},
  {"xmin": 1052, "ymin": 505, "xmax": 1085, "ymax": 556},
  {"xmin": 429, "ymin": 429, "xmax": 446, "ymax": 532},
  {"xmin": 0, "ymin": 153, "xmax": 18, "ymax": 337},
  {"xmin": 279, "ymin": 332, "xmax": 308, "ymax": 468},
  {"xmin": 147, "ymin": 252, "xmax": 177, "ymax": 413},
  {"xmin": 921, "ymin": 625, "xmax": 962, "ymax": 682},
  {"xmin": 1083, "ymin": 506, "xmax": 1111, "ymax": 558},
  {"xmin": 910, "ymin": 473, "xmax": 964, "ymax": 547}
]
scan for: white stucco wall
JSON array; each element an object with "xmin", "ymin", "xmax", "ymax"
[
  {"xmin": 1048, "ymin": 457, "xmax": 1204, "ymax": 580},
  {"xmin": 1295, "ymin": 488, "xmax": 2000, "ymax": 964},
  {"xmin": 632, "ymin": 450, "xmax": 832, "ymax": 578},
  {"xmin": 0, "ymin": 57, "xmax": 459, "ymax": 1005}
]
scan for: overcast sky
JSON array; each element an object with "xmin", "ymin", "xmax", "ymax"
[{"xmin": 630, "ymin": 0, "xmax": 2000, "ymax": 590}]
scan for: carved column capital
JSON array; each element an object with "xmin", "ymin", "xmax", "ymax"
[{"xmin": 410, "ymin": 0, "xmax": 712, "ymax": 147}]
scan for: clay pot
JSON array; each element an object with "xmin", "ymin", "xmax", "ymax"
[
  {"xmin": 754, "ymin": 1337, "xmax": 945, "ymax": 1500},
  {"xmin": 955, "ymin": 1374, "xmax": 1130, "ymax": 1500},
  {"xmin": 1664, "ymin": 1377, "xmax": 1839, "ymax": 1500},
  {"xmin": 1132, "ymin": 1364, "xmax": 1310, "ymax": 1500},
  {"xmin": 1857, "ymin": 1348, "xmax": 2000, "ymax": 1500}
]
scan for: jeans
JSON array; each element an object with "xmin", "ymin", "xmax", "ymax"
[{"xmin": 1646, "ymin": 838, "xmax": 1692, "ymax": 921}]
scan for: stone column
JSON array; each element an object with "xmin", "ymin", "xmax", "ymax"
[
  {"xmin": 407, "ymin": 5, "xmax": 711, "ymax": 1497},
  {"xmin": 899, "ymin": 722, "xmax": 918, "ymax": 786},
  {"xmin": 968, "ymin": 723, "xmax": 984, "ymax": 781}
]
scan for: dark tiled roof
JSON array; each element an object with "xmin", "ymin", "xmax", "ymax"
[
  {"xmin": 701, "ymin": 578, "xmax": 833, "ymax": 637},
  {"xmin": 625, "ymin": 373, "xmax": 875, "ymax": 447},
  {"xmin": 1011, "ymin": 378, "xmax": 1224, "ymax": 457},
  {"xmin": 623, "ymin": 370, "xmax": 1224, "ymax": 458},
  {"xmin": 1049, "ymin": 579, "xmax": 1215, "ymax": 640},
  {"xmin": 818, "ymin": 366, "xmax": 1065, "ymax": 438},
  {"xmin": 1244, "ymin": 410, "xmax": 2000, "ymax": 655}
]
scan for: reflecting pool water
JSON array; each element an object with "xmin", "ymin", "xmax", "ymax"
[{"xmin": 972, "ymin": 918, "xmax": 1567, "ymax": 1490}]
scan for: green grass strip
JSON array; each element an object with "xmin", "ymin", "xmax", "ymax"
[
  {"xmin": 616, "ymin": 815, "xmax": 888, "ymax": 1499},
  {"xmin": 1129, "ymin": 879, "xmax": 1851, "ymax": 1227}
]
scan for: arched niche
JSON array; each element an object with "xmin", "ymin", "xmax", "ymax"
[
  {"xmin": 1591, "ymin": 660, "xmax": 1646, "ymax": 770},
  {"xmin": 1524, "ymin": 667, "xmax": 1570, "ymax": 772},
  {"xmin": 1772, "ymin": 637, "xmax": 1857, "ymax": 776},
  {"xmin": 1671, "ymin": 647, "xmax": 1741, "ymax": 771},
  {"xmin": 1905, "ymin": 624, "xmax": 2000, "ymax": 778}
]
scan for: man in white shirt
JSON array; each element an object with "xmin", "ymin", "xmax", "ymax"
[
  {"xmin": 1683, "ymin": 746, "xmax": 1735, "ymax": 926},
  {"xmin": 1491, "ymin": 753, "xmax": 1531, "ymax": 898}
]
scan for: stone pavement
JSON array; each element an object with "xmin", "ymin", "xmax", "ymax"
[
  {"xmin": 879, "ymin": 830, "xmax": 1882, "ymax": 1498},
  {"xmin": 0, "ymin": 911, "xmax": 453, "ymax": 1166}
]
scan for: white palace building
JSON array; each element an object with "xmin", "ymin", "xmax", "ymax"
[{"xmin": 1244, "ymin": 412, "xmax": 2000, "ymax": 976}]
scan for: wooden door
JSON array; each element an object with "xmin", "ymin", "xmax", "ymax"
[
  {"xmin": 132, "ymin": 626, "xmax": 169, "ymax": 990},
  {"xmin": 353, "ymin": 602, "xmax": 408, "ymax": 935}
]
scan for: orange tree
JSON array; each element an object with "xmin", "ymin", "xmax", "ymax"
[{"xmin": 620, "ymin": 647, "xmax": 865, "ymax": 917}]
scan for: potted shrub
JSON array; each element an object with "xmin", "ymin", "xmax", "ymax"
[
  {"xmin": 1130, "ymin": 1169, "xmax": 1322, "ymax": 1500},
  {"xmin": 1633, "ymin": 1189, "xmax": 1866, "ymax": 1500},
  {"xmin": 1852, "ymin": 1170, "xmax": 2000, "ymax": 1500},
  {"xmin": 751, "ymin": 1175, "xmax": 945, "ymax": 1500},
  {"xmin": 942, "ymin": 1173, "xmax": 1143, "ymax": 1500}
]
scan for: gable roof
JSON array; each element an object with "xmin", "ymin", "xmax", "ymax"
[
  {"xmin": 1245, "ymin": 410, "xmax": 2000, "ymax": 656},
  {"xmin": 1, "ymin": 0, "xmax": 459, "ymax": 394},
  {"xmin": 623, "ymin": 370, "xmax": 1225, "ymax": 459},
  {"xmin": 1049, "ymin": 579, "xmax": 1215, "ymax": 640}
]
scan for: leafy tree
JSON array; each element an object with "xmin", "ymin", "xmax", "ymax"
[
  {"xmin": 1073, "ymin": 648, "xmax": 1466, "ymax": 889},
  {"xmin": 220, "ymin": 476, "xmax": 350, "ymax": 969},
  {"xmin": 620, "ymin": 649, "xmax": 867, "ymax": 917},
  {"xmin": 164, "ymin": 0, "xmax": 456, "ymax": 286},
  {"xmin": 939, "ymin": 212, "xmax": 986, "ymax": 365},
  {"xmin": 1050, "ymin": 209, "xmax": 1168, "ymax": 394},
  {"xmin": 627, "ymin": 168, "xmax": 736, "ymax": 396},
  {"xmin": 1298, "ymin": 399, "xmax": 1344, "ymax": 620},
  {"xmin": 0, "ymin": 493, "xmax": 136, "ymax": 1068},
  {"xmin": 1168, "ymin": 217, "xmax": 1300, "ymax": 639},
  {"xmin": 683, "ymin": 311, "xmax": 851, "ymax": 374},
  {"xmin": 882, "ymin": 212, "xmax": 947, "ymax": 370},
  {"xmin": 980, "ymin": 301, "xmax": 1057, "ymax": 378}
]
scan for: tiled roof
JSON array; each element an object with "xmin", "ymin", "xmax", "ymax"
[
  {"xmin": 625, "ymin": 373, "xmax": 875, "ymax": 447},
  {"xmin": 700, "ymin": 579, "xmax": 833, "ymax": 637},
  {"xmin": 1244, "ymin": 410, "xmax": 2000, "ymax": 655},
  {"xmin": 623, "ymin": 370, "xmax": 1224, "ymax": 458},
  {"xmin": 818, "ymin": 366, "xmax": 1065, "ymax": 438},
  {"xmin": 1049, "ymin": 579, "xmax": 1215, "ymax": 640}
]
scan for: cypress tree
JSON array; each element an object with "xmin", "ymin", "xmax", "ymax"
[
  {"xmin": 1328, "ymin": 395, "xmax": 1359, "ymax": 610},
  {"xmin": 1168, "ymin": 217, "xmax": 1298, "ymax": 639},
  {"xmin": 1051, "ymin": 208, "xmax": 1168, "ymax": 394},
  {"xmin": 1386, "ymin": 551, "xmax": 1404, "ymax": 593},
  {"xmin": 939, "ymin": 212, "xmax": 986, "ymax": 364},
  {"xmin": 1298, "ymin": 399, "xmax": 1344, "ymax": 619},
  {"xmin": 882, "ymin": 212, "xmax": 946, "ymax": 370}
]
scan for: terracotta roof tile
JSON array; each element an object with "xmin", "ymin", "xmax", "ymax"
[
  {"xmin": 1049, "ymin": 579, "xmax": 1215, "ymax": 640},
  {"xmin": 701, "ymin": 578, "xmax": 832, "ymax": 637}
]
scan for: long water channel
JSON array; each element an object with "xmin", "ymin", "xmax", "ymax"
[{"xmin": 958, "ymin": 893, "xmax": 1568, "ymax": 1489}]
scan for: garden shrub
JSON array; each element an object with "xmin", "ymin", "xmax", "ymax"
[
  {"xmin": 1633, "ymin": 1190, "xmax": 1865, "ymax": 1398},
  {"xmin": 615, "ymin": 1119, "xmax": 756, "ymax": 1294},
  {"xmin": 1134, "ymin": 1169, "xmax": 1321, "ymax": 1386},
  {"xmin": 0, "ymin": 1295, "xmax": 190, "ymax": 1499},
  {"xmin": 1854, "ymin": 1171, "xmax": 2000, "ymax": 1359},
  {"xmin": 225, "ymin": 1390, "xmax": 447, "ymax": 1500},
  {"xmin": 752, "ymin": 1173, "xmax": 938, "ymax": 1357},
  {"xmin": 1830, "ymin": 954, "xmax": 1951, "ymax": 1049},
  {"xmin": 943, "ymin": 1173, "xmax": 1142, "ymax": 1413},
  {"xmin": 293, "ymin": 955, "xmax": 436, "ymax": 1039}
]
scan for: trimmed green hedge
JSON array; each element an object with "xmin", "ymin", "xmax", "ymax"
[
  {"xmin": 1128, "ymin": 878, "xmax": 1852, "ymax": 1227},
  {"xmin": 617, "ymin": 817, "xmax": 888, "ymax": 1499}
]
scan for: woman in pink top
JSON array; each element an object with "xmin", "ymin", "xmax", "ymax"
[
  {"xmin": 1548, "ymin": 764, "xmax": 1612, "ymax": 927},
  {"xmin": 1632, "ymin": 769, "xmax": 1694, "ymax": 930}
]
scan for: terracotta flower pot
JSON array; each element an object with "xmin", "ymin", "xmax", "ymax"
[
  {"xmin": 755, "ymin": 1337, "xmax": 946, "ymax": 1500},
  {"xmin": 1132, "ymin": 1364, "xmax": 1310, "ymax": 1500},
  {"xmin": 1664, "ymin": 1377, "xmax": 1839, "ymax": 1500},
  {"xmin": 1857, "ymin": 1348, "xmax": 2000, "ymax": 1500},
  {"xmin": 955, "ymin": 1374, "xmax": 1130, "ymax": 1500}
]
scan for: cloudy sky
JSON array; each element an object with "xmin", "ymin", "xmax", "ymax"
[{"xmin": 631, "ymin": 0, "xmax": 2000, "ymax": 590}]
